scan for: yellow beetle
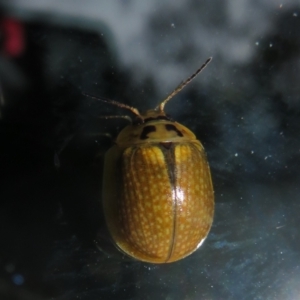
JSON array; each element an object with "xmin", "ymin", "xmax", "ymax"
[{"xmin": 95, "ymin": 58, "xmax": 214, "ymax": 263}]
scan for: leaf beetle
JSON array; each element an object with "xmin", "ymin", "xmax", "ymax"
[{"xmin": 89, "ymin": 57, "xmax": 214, "ymax": 263}]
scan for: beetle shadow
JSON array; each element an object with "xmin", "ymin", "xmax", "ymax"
[
  {"xmin": 57, "ymin": 127, "xmax": 131, "ymax": 260},
  {"xmin": 57, "ymin": 131, "xmax": 107, "ymax": 241}
]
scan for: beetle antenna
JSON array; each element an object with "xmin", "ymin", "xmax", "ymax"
[
  {"xmin": 97, "ymin": 115, "xmax": 132, "ymax": 123},
  {"xmin": 156, "ymin": 57, "xmax": 212, "ymax": 112},
  {"xmin": 83, "ymin": 93, "xmax": 142, "ymax": 119}
]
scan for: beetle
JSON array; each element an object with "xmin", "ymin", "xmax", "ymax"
[{"xmin": 90, "ymin": 57, "xmax": 214, "ymax": 263}]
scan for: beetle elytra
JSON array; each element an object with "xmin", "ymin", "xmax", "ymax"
[{"xmin": 94, "ymin": 58, "xmax": 214, "ymax": 263}]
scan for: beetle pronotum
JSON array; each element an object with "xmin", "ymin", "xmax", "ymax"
[{"xmin": 88, "ymin": 57, "xmax": 214, "ymax": 263}]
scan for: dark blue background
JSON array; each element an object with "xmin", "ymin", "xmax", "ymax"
[{"xmin": 0, "ymin": 1, "xmax": 299, "ymax": 299}]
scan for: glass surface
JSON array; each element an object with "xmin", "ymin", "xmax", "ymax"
[{"xmin": 0, "ymin": 1, "xmax": 299, "ymax": 299}]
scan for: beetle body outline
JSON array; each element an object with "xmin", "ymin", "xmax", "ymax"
[{"xmin": 99, "ymin": 58, "xmax": 214, "ymax": 263}]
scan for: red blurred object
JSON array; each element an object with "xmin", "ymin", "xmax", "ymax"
[{"xmin": 1, "ymin": 18, "xmax": 25, "ymax": 57}]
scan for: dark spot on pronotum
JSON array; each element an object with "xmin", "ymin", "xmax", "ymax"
[
  {"xmin": 160, "ymin": 142, "xmax": 173, "ymax": 149},
  {"xmin": 165, "ymin": 124, "xmax": 183, "ymax": 137},
  {"xmin": 140, "ymin": 125, "xmax": 156, "ymax": 140}
]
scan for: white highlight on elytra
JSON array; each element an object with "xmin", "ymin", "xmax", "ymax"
[{"xmin": 173, "ymin": 187, "xmax": 185, "ymax": 204}]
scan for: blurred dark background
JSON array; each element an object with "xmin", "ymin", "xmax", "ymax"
[{"xmin": 0, "ymin": 1, "xmax": 300, "ymax": 299}]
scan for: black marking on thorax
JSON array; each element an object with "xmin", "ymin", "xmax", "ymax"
[
  {"xmin": 140, "ymin": 125, "xmax": 156, "ymax": 140},
  {"xmin": 165, "ymin": 124, "xmax": 183, "ymax": 137}
]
